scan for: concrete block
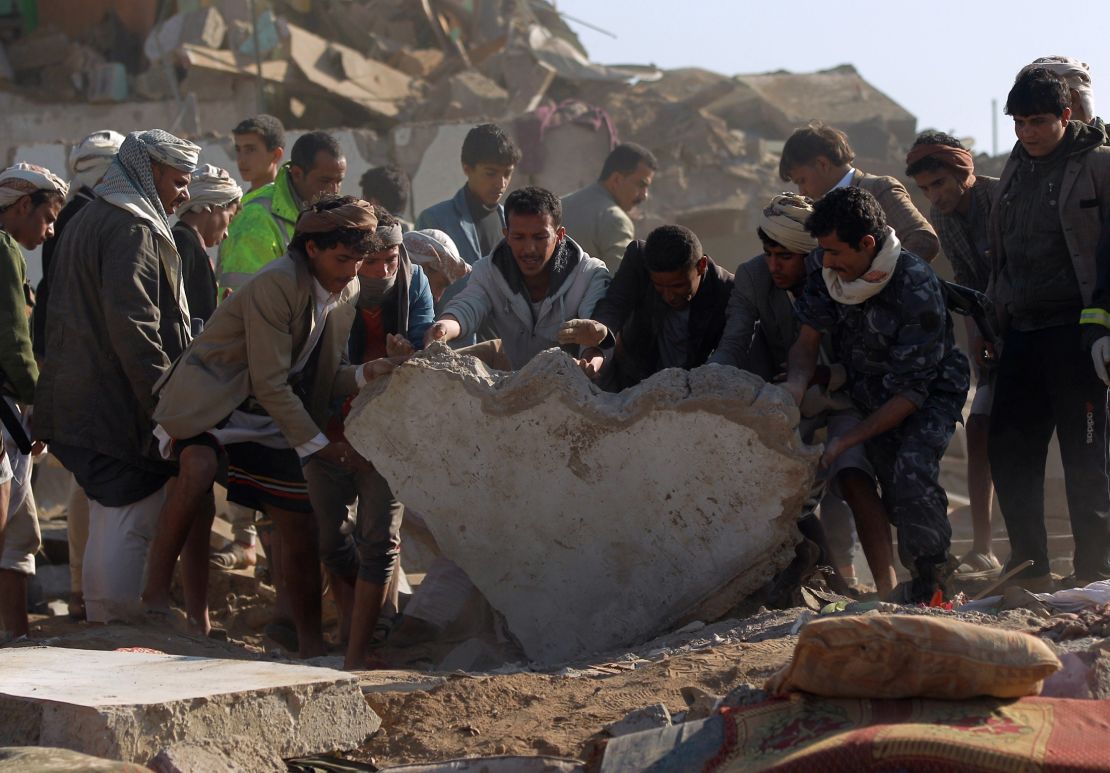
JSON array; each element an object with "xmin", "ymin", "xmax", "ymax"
[
  {"xmin": 0, "ymin": 647, "xmax": 379, "ymax": 766},
  {"xmin": 400, "ymin": 122, "xmax": 476, "ymax": 217},
  {"xmin": 346, "ymin": 346, "xmax": 816, "ymax": 665}
]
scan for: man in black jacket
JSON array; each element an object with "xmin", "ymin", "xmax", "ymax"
[{"xmin": 559, "ymin": 224, "xmax": 733, "ymax": 390}]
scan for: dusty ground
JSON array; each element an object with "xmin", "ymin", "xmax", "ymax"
[{"xmin": 354, "ymin": 636, "xmax": 795, "ymax": 767}]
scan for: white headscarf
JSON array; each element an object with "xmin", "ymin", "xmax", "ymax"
[
  {"xmin": 69, "ymin": 129, "xmax": 125, "ymax": 191},
  {"xmin": 0, "ymin": 162, "xmax": 69, "ymax": 210},
  {"xmin": 403, "ymin": 229, "xmax": 470, "ymax": 283},
  {"xmin": 1022, "ymin": 56, "xmax": 1096, "ymax": 122},
  {"xmin": 176, "ymin": 164, "xmax": 242, "ymax": 216},
  {"xmin": 759, "ymin": 193, "xmax": 817, "ymax": 256}
]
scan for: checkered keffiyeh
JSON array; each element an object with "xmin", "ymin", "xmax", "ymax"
[
  {"xmin": 94, "ymin": 129, "xmax": 200, "ymax": 332},
  {"xmin": 94, "ymin": 129, "xmax": 200, "ymax": 243}
]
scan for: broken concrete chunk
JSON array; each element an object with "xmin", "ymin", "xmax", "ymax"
[
  {"xmin": 346, "ymin": 346, "xmax": 817, "ymax": 665},
  {"xmin": 149, "ymin": 741, "xmax": 276, "ymax": 773},
  {"xmin": 606, "ymin": 703, "xmax": 672, "ymax": 737},
  {"xmin": 285, "ymin": 22, "xmax": 415, "ymax": 121},
  {"xmin": 388, "ymin": 48, "xmax": 446, "ymax": 79},
  {"xmin": 0, "ymin": 647, "xmax": 379, "ymax": 766},
  {"xmin": 415, "ymin": 71, "xmax": 508, "ymax": 121},
  {"xmin": 145, "ymin": 7, "xmax": 227, "ymax": 63},
  {"xmin": 85, "ymin": 63, "xmax": 128, "ymax": 103}
]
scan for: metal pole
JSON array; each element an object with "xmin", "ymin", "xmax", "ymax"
[
  {"xmin": 248, "ymin": 0, "xmax": 265, "ymax": 113},
  {"xmin": 992, "ymin": 99, "xmax": 998, "ymax": 157}
]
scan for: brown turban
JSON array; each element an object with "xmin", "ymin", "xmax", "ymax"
[
  {"xmin": 295, "ymin": 199, "xmax": 378, "ymax": 234},
  {"xmin": 905, "ymin": 144, "xmax": 975, "ymax": 180}
]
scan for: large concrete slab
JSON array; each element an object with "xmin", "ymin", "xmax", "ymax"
[
  {"xmin": 346, "ymin": 346, "xmax": 818, "ymax": 665},
  {"xmin": 0, "ymin": 647, "xmax": 379, "ymax": 767}
]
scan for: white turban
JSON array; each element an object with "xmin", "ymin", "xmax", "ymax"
[
  {"xmin": 69, "ymin": 129, "xmax": 125, "ymax": 191},
  {"xmin": 759, "ymin": 192, "xmax": 817, "ymax": 256},
  {"xmin": 1022, "ymin": 55, "xmax": 1096, "ymax": 122},
  {"xmin": 403, "ymin": 229, "xmax": 470, "ymax": 283},
  {"xmin": 176, "ymin": 164, "xmax": 242, "ymax": 216},
  {"xmin": 0, "ymin": 162, "xmax": 69, "ymax": 210}
]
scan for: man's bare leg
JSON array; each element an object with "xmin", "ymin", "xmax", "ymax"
[
  {"xmin": 0, "ymin": 569, "xmax": 27, "ymax": 638},
  {"xmin": 327, "ymin": 568, "xmax": 356, "ymax": 645},
  {"xmin": 66, "ymin": 484, "xmax": 89, "ymax": 619},
  {"xmin": 345, "ymin": 577, "xmax": 386, "ymax": 670},
  {"xmin": 265, "ymin": 506, "xmax": 325, "ymax": 658},
  {"xmin": 0, "ymin": 481, "xmax": 25, "ymax": 637},
  {"xmin": 837, "ymin": 469, "xmax": 897, "ymax": 597},
  {"xmin": 141, "ymin": 445, "xmax": 218, "ymax": 611},
  {"xmin": 965, "ymin": 414, "xmax": 995, "ymax": 556},
  {"xmin": 181, "ymin": 488, "xmax": 216, "ymax": 634}
]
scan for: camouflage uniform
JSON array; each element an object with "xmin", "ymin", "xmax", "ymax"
[{"xmin": 795, "ymin": 248, "xmax": 970, "ymax": 565}]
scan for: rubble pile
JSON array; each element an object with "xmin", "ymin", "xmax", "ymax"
[{"xmin": 0, "ymin": 0, "xmax": 931, "ymax": 264}]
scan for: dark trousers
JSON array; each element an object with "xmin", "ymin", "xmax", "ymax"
[
  {"xmin": 866, "ymin": 404, "xmax": 957, "ymax": 564},
  {"xmin": 989, "ymin": 324, "xmax": 1110, "ymax": 578}
]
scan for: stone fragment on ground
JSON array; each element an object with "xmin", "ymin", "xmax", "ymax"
[
  {"xmin": 149, "ymin": 741, "xmax": 273, "ymax": 773},
  {"xmin": 347, "ymin": 346, "xmax": 818, "ymax": 665},
  {"xmin": 605, "ymin": 703, "xmax": 672, "ymax": 737},
  {"xmin": 0, "ymin": 646, "xmax": 379, "ymax": 766}
]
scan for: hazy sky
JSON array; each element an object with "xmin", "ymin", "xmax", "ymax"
[{"xmin": 554, "ymin": 0, "xmax": 1110, "ymax": 156}]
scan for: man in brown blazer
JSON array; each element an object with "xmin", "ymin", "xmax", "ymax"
[
  {"xmin": 144, "ymin": 195, "xmax": 396, "ymax": 656},
  {"xmin": 779, "ymin": 122, "xmax": 939, "ymax": 262}
]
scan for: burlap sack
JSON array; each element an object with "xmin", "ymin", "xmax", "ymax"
[{"xmin": 766, "ymin": 614, "xmax": 1061, "ymax": 699}]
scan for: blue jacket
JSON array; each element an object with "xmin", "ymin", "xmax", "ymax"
[
  {"xmin": 415, "ymin": 185, "xmax": 505, "ymax": 266},
  {"xmin": 416, "ymin": 185, "xmax": 505, "ymax": 341}
]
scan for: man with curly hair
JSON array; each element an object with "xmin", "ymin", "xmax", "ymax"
[{"xmin": 784, "ymin": 187, "xmax": 969, "ymax": 603}]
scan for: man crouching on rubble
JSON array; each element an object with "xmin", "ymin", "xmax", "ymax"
[
  {"xmin": 784, "ymin": 187, "xmax": 969, "ymax": 603},
  {"xmin": 145, "ymin": 195, "xmax": 400, "ymax": 656}
]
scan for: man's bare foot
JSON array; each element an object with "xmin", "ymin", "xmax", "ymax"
[
  {"xmin": 343, "ymin": 651, "xmax": 390, "ymax": 671},
  {"xmin": 67, "ymin": 592, "xmax": 86, "ymax": 621}
]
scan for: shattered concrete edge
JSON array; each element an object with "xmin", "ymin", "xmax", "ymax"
[
  {"xmin": 354, "ymin": 343, "xmax": 817, "ymax": 460},
  {"xmin": 349, "ymin": 345, "xmax": 820, "ymax": 665}
]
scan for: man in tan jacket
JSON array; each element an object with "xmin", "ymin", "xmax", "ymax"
[
  {"xmin": 779, "ymin": 122, "xmax": 939, "ymax": 261},
  {"xmin": 144, "ymin": 196, "xmax": 396, "ymax": 656}
]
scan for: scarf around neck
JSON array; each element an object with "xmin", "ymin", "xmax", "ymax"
[{"xmin": 823, "ymin": 227, "xmax": 901, "ymax": 305}]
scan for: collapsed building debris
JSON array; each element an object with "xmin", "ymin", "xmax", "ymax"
[
  {"xmin": 345, "ymin": 345, "xmax": 819, "ymax": 665},
  {"xmin": 0, "ymin": 0, "xmax": 974, "ymax": 278}
]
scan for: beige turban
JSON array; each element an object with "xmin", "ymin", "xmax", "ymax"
[
  {"xmin": 403, "ymin": 229, "xmax": 470, "ymax": 283},
  {"xmin": 759, "ymin": 193, "xmax": 817, "ymax": 255},
  {"xmin": 1021, "ymin": 55, "xmax": 1095, "ymax": 121},
  {"xmin": 176, "ymin": 164, "xmax": 242, "ymax": 216},
  {"xmin": 0, "ymin": 162, "xmax": 69, "ymax": 210},
  {"xmin": 69, "ymin": 129, "xmax": 124, "ymax": 190}
]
